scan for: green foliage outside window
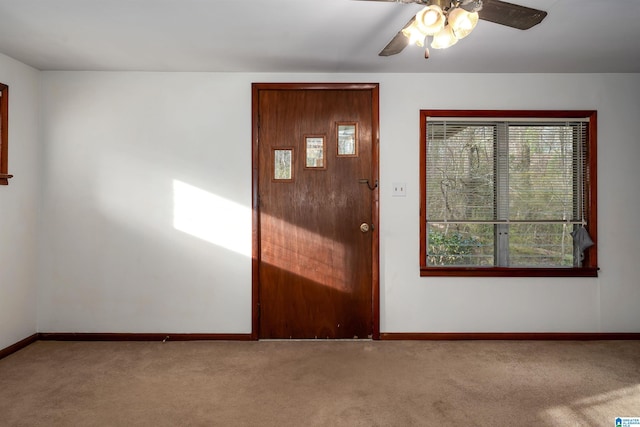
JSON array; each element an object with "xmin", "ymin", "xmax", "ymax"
[{"xmin": 428, "ymin": 229, "xmax": 481, "ymax": 266}]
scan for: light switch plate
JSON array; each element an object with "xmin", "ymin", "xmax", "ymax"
[{"xmin": 392, "ymin": 182, "xmax": 406, "ymax": 197}]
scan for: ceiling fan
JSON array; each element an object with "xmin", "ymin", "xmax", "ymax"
[{"xmin": 364, "ymin": 0, "xmax": 547, "ymax": 58}]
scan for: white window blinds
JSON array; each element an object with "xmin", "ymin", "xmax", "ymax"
[
  {"xmin": 425, "ymin": 117, "xmax": 589, "ymax": 268},
  {"xmin": 425, "ymin": 119, "xmax": 588, "ymax": 224}
]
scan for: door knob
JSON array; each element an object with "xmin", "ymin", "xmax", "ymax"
[{"xmin": 360, "ymin": 223, "xmax": 370, "ymax": 233}]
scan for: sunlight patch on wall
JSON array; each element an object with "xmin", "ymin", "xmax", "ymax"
[
  {"xmin": 541, "ymin": 384, "xmax": 640, "ymax": 426},
  {"xmin": 173, "ymin": 180, "xmax": 251, "ymax": 257}
]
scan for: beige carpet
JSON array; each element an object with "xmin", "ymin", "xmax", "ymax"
[{"xmin": 1, "ymin": 340, "xmax": 639, "ymax": 426}]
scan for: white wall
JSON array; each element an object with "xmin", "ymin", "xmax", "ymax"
[
  {"xmin": 38, "ymin": 73, "xmax": 253, "ymax": 333},
  {"xmin": 0, "ymin": 53, "xmax": 40, "ymax": 349},
  {"xmin": 379, "ymin": 74, "xmax": 640, "ymax": 333},
  {"xmin": 38, "ymin": 72, "xmax": 640, "ymax": 334}
]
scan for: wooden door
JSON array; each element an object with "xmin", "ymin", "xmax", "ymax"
[{"xmin": 252, "ymin": 83, "xmax": 379, "ymax": 339}]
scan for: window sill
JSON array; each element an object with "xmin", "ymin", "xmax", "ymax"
[
  {"xmin": 420, "ymin": 266, "xmax": 599, "ymax": 277},
  {"xmin": 0, "ymin": 173, "xmax": 13, "ymax": 185}
]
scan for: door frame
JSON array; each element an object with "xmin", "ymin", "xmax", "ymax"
[{"xmin": 251, "ymin": 82, "xmax": 380, "ymax": 340}]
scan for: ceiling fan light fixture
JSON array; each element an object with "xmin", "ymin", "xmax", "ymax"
[
  {"xmin": 431, "ymin": 25, "xmax": 458, "ymax": 49},
  {"xmin": 447, "ymin": 8, "xmax": 479, "ymax": 39},
  {"xmin": 376, "ymin": 0, "xmax": 547, "ymax": 59},
  {"xmin": 459, "ymin": 0, "xmax": 483, "ymax": 13},
  {"xmin": 401, "ymin": 21, "xmax": 427, "ymax": 46},
  {"xmin": 415, "ymin": 5, "xmax": 446, "ymax": 36}
]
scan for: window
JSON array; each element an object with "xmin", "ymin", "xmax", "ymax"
[
  {"xmin": 0, "ymin": 83, "xmax": 11, "ymax": 185},
  {"xmin": 420, "ymin": 110, "xmax": 598, "ymax": 277}
]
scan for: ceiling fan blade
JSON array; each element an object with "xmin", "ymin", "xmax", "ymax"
[
  {"xmin": 379, "ymin": 17, "xmax": 414, "ymax": 56},
  {"xmin": 478, "ymin": 0, "xmax": 547, "ymax": 30}
]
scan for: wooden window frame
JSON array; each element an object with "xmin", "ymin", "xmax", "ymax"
[
  {"xmin": 0, "ymin": 83, "xmax": 11, "ymax": 185},
  {"xmin": 420, "ymin": 110, "xmax": 598, "ymax": 277},
  {"xmin": 336, "ymin": 122, "xmax": 359, "ymax": 157},
  {"xmin": 304, "ymin": 134, "xmax": 327, "ymax": 170},
  {"xmin": 272, "ymin": 147, "xmax": 295, "ymax": 182}
]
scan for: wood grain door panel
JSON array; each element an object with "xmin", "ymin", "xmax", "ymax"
[{"xmin": 253, "ymin": 85, "xmax": 379, "ymax": 339}]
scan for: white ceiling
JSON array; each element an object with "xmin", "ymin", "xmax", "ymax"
[{"xmin": 0, "ymin": 0, "xmax": 639, "ymax": 73}]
